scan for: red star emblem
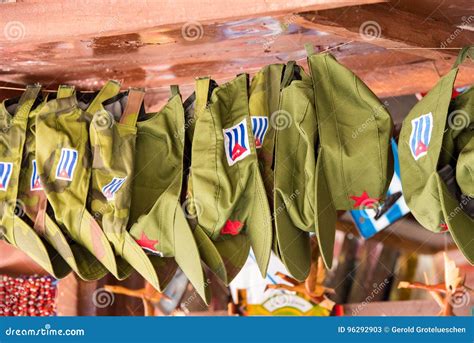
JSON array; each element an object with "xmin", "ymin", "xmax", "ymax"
[
  {"xmin": 135, "ymin": 232, "xmax": 159, "ymax": 252},
  {"xmin": 220, "ymin": 220, "xmax": 244, "ymax": 236},
  {"xmin": 440, "ymin": 223, "xmax": 449, "ymax": 232},
  {"xmin": 255, "ymin": 138, "xmax": 262, "ymax": 148},
  {"xmin": 415, "ymin": 141, "xmax": 428, "ymax": 157},
  {"xmin": 231, "ymin": 143, "xmax": 247, "ymax": 161},
  {"xmin": 350, "ymin": 191, "xmax": 379, "ymax": 208}
]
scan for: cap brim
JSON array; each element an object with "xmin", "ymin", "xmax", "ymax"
[
  {"xmin": 78, "ymin": 211, "xmax": 120, "ymax": 278},
  {"xmin": 246, "ymin": 170, "xmax": 273, "ymax": 277},
  {"xmin": 173, "ymin": 206, "xmax": 211, "ymax": 304},
  {"xmin": 12, "ymin": 217, "xmax": 71, "ymax": 278},
  {"xmin": 274, "ymin": 191, "xmax": 311, "ymax": 281},
  {"xmin": 314, "ymin": 151, "xmax": 337, "ymax": 269},
  {"xmin": 437, "ymin": 174, "xmax": 474, "ymax": 264},
  {"xmin": 43, "ymin": 213, "xmax": 109, "ymax": 280}
]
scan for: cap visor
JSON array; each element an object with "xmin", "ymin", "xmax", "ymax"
[
  {"xmin": 246, "ymin": 170, "xmax": 273, "ymax": 277},
  {"xmin": 173, "ymin": 207, "xmax": 211, "ymax": 304},
  {"xmin": 314, "ymin": 152, "xmax": 337, "ymax": 269},
  {"xmin": 437, "ymin": 174, "xmax": 474, "ymax": 264},
  {"xmin": 119, "ymin": 232, "xmax": 162, "ymax": 290},
  {"xmin": 274, "ymin": 191, "xmax": 311, "ymax": 281},
  {"xmin": 13, "ymin": 217, "xmax": 71, "ymax": 278},
  {"xmin": 78, "ymin": 211, "xmax": 119, "ymax": 277}
]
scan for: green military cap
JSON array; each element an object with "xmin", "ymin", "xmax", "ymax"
[
  {"xmin": 248, "ymin": 63, "xmax": 285, "ymax": 256},
  {"xmin": 0, "ymin": 85, "xmax": 71, "ymax": 278},
  {"xmin": 185, "ymin": 74, "xmax": 273, "ymax": 285},
  {"xmin": 17, "ymin": 90, "xmax": 109, "ymax": 280},
  {"xmin": 89, "ymin": 88, "xmax": 157, "ymax": 281},
  {"xmin": 399, "ymin": 45, "xmax": 474, "ymax": 264},
  {"xmin": 273, "ymin": 62, "xmax": 315, "ymax": 281},
  {"xmin": 307, "ymin": 47, "xmax": 394, "ymax": 269},
  {"xmin": 127, "ymin": 86, "xmax": 210, "ymax": 303},
  {"xmin": 35, "ymin": 82, "xmax": 123, "ymax": 278}
]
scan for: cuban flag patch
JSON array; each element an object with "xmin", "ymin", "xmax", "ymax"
[
  {"xmin": 223, "ymin": 118, "xmax": 251, "ymax": 166},
  {"xmin": 101, "ymin": 177, "xmax": 126, "ymax": 201},
  {"xmin": 409, "ymin": 112, "xmax": 433, "ymax": 161},
  {"xmin": 55, "ymin": 148, "xmax": 78, "ymax": 181},
  {"xmin": 30, "ymin": 159, "xmax": 43, "ymax": 191},
  {"xmin": 251, "ymin": 116, "xmax": 269, "ymax": 149},
  {"xmin": 0, "ymin": 162, "xmax": 13, "ymax": 191}
]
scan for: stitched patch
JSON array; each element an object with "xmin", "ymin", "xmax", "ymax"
[
  {"xmin": 0, "ymin": 162, "xmax": 13, "ymax": 191},
  {"xmin": 223, "ymin": 118, "xmax": 251, "ymax": 166},
  {"xmin": 101, "ymin": 177, "xmax": 126, "ymax": 201},
  {"xmin": 409, "ymin": 113, "xmax": 433, "ymax": 161},
  {"xmin": 55, "ymin": 148, "xmax": 78, "ymax": 181},
  {"xmin": 30, "ymin": 159, "xmax": 43, "ymax": 191},
  {"xmin": 251, "ymin": 116, "xmax": 269, "ymax": 149}
]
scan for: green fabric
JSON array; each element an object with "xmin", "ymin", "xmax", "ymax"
[
  {"xmin": 35, "ymin": 82, "xmax": 122, "ymax": 278},
  {"xmin": 273, "ymin": 70, "xmax": 314, "ymax": 281},
  {"xmin": 399, "ymin": 45, "xmax": 474, "ymax": 264},
  {"xmin": 187, "ymin": 74, "xmax": 272, "ymax": 284},
  {"xmin": 0, "ymin": 86, "xmax": 71, "ymax": 278},
  {"xmin": 128, "ymin": 89, "xmax": 210, "ymax": 303},
  {"xmin": 308, "ymin": 52, "xmax": 394, "ymax": 269},
  {"xmin": 89, "ymin": 88, "xmax": 151, "ymax": 280},
  {"xmin": 17, "ymin": 92, "xmax": 106, "ymax": 280}
]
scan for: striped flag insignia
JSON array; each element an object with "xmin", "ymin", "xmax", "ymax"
[
  {"xmin": 30, "ymin": 159, "xmax": 43, "ymax": 191},
  {"xmin": 0, "ymin": 162, "xmax": 13, "ymax": 191},
  {"xmin": 251, "ymin": 116, "xmax": 269, "ymax": 149},
  {"xmin": 409, "ymin": 113, "xmax": 433, "ymax": 161},
  {"xmin": 101, "ymin": 177, "xmax": 127, "ymax": 201},
  {"xmin": 55, "ymin": 148, "xmax": 79, "ymax": 181},
  {"xmin": 223, "ymin": 118, "xmax": 251, "ymax": 166}
]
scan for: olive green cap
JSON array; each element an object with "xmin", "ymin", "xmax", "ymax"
[
  {"xmin": 128, "ymin": 86, "xmax": 210, "ymax": 303},
  {"xmin": 399, "ymin": 45, "xmax": 474, "ymax": 264},
  {"xmin": 186, "ymin": 74, "xmax": 273, "ymax": 284},
  {"xmin": 307, "ymin": 48, "xmax": 394, "ymax": 269}
]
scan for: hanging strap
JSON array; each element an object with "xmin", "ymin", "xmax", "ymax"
[
  {"xmin": 452, "ymin": 45, "xmax": 474, "ymax": 70},
  {"xmin": 281, "ymin": 61, "xmax": 296, "ymax": 89},
  {"xmin": 119, "ymin": 88, "xmax": 145, "ymax": 127},
  {"xmin": 304, "ymin": 43, "xmax": 315, "ymax": 56},
  {"xmin": 15, "ymin": 84, "xmax": 41, "ymax": 120},
  {"xmin": 170, "ymin": 85, "xmax": 180, "ymax": 98},
  {"xmin": 195, "ymin": 77, "xmax": 210, "ymax": 120},
  {"xmin": 86, "ymin": 80, "xmax": 121, "ymax": 115},
  {"xmin": 57, "ymin": 85, "xmax": 75, "ymax": 99}
]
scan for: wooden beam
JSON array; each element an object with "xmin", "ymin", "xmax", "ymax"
[
  {"xmin": 0, "ymin": 0, "xmax": 384, "ymax": 45},
  {"xmin": 296, "ymin": 3, "xmax": 474, "ymax": 60}
]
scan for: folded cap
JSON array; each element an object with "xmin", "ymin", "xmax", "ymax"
[
  {"xmin": 273, "ymin": 63, "xmax": 315, "ymax": 281},
  {"xmin": 187, "ymin": 74, "xmax": 273, "ymax": 284},
  {"xmin": 307, "ymin": 47, "xmax": 394, "ymax": 268},
  {"xmin": 89, "ymin": 88, "xmax": 153, "ymax": 281},
  {"xmin": 0, "ymin": 85, "xmax": 71, "ymax": 278},
  {"xmin": 399, "ymin": 45, "xmax": 474, "ymax": 264},
  {"xmin": 35, "ymin": 82, "xmax": 123, "ymax": 278},
  {"xmin": 128, "ymin": 86, "xmax": 210, "ymax": 303},
  {"xmin": 17, "ymin": 91, "xmax": 108, "ymax": 280}
]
